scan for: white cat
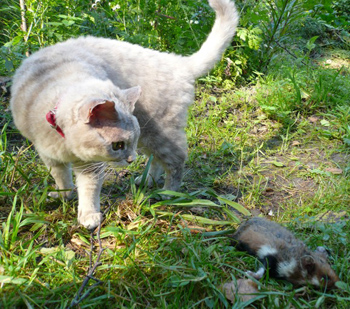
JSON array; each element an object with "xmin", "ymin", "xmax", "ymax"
[{"xmin": 10, "ymin": 0, "xmax": 239, "ymax": 229}]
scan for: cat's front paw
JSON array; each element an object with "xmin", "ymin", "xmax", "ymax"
[
  {"xmin": 48, "ymin": 189, "xmax": 75, "ymax": 200},
  {"xmin": 78, "ymin": 212, "xmax": 103, "ymax": 230},
  {"xmin": 135, "ymin": 175, "xmax": 154, "ymax": 187}
]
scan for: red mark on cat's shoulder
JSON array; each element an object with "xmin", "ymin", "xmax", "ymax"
[{"xmin": 46, "ymin": 105, "xmax": 65, "ymax": 138}]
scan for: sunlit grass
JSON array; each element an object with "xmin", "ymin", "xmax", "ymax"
[{"xmin": 1, "ymin": 51, "xmax": 350, "ymax": 307}]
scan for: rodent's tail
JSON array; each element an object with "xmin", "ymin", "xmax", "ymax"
[{"xmin": 186, "ymin": 0, "xmax": 239, "ymax": 78}]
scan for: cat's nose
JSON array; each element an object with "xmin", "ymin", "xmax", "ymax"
[{"xmin": 126, "ymin": 156, "xmax": 134, "ymax": 164}]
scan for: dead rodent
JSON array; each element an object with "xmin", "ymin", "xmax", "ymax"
[{"xmin": 231, "ymin": 217, "xmax": 339, "ymax": 289}]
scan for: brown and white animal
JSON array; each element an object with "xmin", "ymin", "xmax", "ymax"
[
  {"xmin": 10, "ymin": 0, "xmax": 239, "ymax": 229},
  {"xmin": 231, "ymin": 217, "xmax": 339, "ymax": 289}
]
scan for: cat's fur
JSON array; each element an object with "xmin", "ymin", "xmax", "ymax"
[{"xmin": 10, "ymin": 0, "xmax": 239, "ymax": 229}]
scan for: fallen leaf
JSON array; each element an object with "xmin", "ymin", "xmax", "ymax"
[
  {"xmin": 64, "ymin": 250, "xmax": 75, "ymax": 265},
  {"xmin": 190, "ymin": 207, "xmax": 206, "ymax": 215},
  {"xmin": 258, "ymin": 126, "xmax": 268, "ymax": 133},
  {"xmin": 325, "ymin": 167, "xmax": 342, "ymax": 175},
  {"xmin": 71, "ymin": 236, "xmax": 89, "ymax": 248},
  {"xmin": 301, "ymin": 90, "xmax": 310, "ymax": 100},
  {"xmin": 320, "ymin": 119, "xmax": 330, "ymax": 127},
  {"xmin": 222, "ymin": 279, "xmax": 259, "ymax": 304},
  {"xmin": 40, "ymin": 247, "xmax": 60, "ymax": 254},
  {"xmin": 291, "ymin": 141, "xmax": 301, "ymax": 146},
  {"xmin": 308, "ymin": 116, "xmax": 319, "ymax": 123},
  {"xmin": 117, "ymin": 169, "xmax": 130, "ymax": 178},
  {"xmin": 180, "ymin": 220, "xmax": 209, "ymax": 234},
  {"xmin": 263, "ymin": 188, "xmax": 274, "ymax": 196}
]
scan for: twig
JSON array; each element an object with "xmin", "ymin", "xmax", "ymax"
[
  {"xmin": 67, "ymin": 222, "xmax": 106, "ymax": 308},
  {"xmin": 66, "ymin": 178, "xmax": 116, "ymax": 308},
  {"xmin": 155, "ymin": 11, "xmax": 176, "ymax": 20},
  {"xmin": 274, "ymin": 39, "xmax": 307, "ymax": 66},
  {"xmin": 19, "ymin": 0, "xmax": 30, "ymax": 56}
]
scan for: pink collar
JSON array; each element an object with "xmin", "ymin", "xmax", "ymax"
[{"xmin": 46, "ymin": 104, "xmax": 65, "ymax": 138}]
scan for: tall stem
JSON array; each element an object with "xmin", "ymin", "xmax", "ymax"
[{"xmin": 19, "ymin": 0, "xmax": 30, "ymax": 56}]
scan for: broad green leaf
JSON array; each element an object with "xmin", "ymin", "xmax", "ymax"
[
  {"xmin": 335, "ymin": 281, "xmax": 349, "ymax": 290},
  {"xmin": 272, "ymin": 161, "xmax": 284, "ymax": 167},
  {"xmin": 217, "ymin": 196, "xmax": 250, "ymax": 216},
  {"xmin": 156, "ymin": 211, "xmax": 233, "ymax": 226},
  {"xmin": 222, "ymin": 207, "xmax": 241, "ymax": 224},
  {"xmin": 0, "ymin": 275, "xmax": 27, "ymax": 285}
]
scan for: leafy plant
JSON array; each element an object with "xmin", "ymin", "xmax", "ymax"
[
  {"xmin": 258, "ymin": 0, "xmax": 305, "ymax": 69},
  {"xmin": 0, "ymin": 0, "xmax": 215, "ymax": 75},
  {"xmin": 0, "ymin": 1, "xmax": 349, "ymax": 307}
]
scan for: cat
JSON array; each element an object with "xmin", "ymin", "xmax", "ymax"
[{"xmin": 10, "ymin": 0, "xmax": 239, "ymax": 229}]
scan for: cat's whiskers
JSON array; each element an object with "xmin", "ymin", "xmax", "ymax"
[
  {"xmin": 10, "ymin": 0, "xmax": 239, "ymax": 231},
  {"xmin": 138, "ymin": 117, "xmax": 154, "ymax": 131},
  {"xmin": 77, "ymin": 162, "xmax": 107, "ymax": 178},
  {"xmin": 104, "ymin": 165, "xmax": 120, "ymax": 179}
]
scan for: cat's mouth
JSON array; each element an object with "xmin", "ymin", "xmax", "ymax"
[{"xmin": 108, "ymin": 160, "xmax": 131, "ymax": 168}]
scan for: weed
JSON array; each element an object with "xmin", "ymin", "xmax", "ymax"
[{"xmin": 0, "ymin": 0, "xmax": 349, "ymax": 307}]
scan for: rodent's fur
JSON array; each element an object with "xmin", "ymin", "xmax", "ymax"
[{"xmin": 232, "ymin": 217, "xmax": 339, "ymax": 289}]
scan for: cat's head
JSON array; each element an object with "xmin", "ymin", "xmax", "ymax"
[{"xmin": 62, "ymin": 86, "xmax": 141, "ymax": 165}]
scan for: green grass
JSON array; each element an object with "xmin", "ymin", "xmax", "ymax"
[
  {"xmin": 1, "ymin": 38, "xmax": 350, "ymax": 309},
  {"xmin": 1, "ymin": 0, "xmax": 350, "ymax": 306}
]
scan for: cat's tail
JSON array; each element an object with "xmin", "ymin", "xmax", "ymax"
[{"xmin": 186, "ymin": 0, "xmax": 239, "ymax": 79}]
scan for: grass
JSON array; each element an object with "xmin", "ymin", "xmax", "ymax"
[{"xmin": 1, "ymin": 39, "xmax": 350, "ymax": 309}]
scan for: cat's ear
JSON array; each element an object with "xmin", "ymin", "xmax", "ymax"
[
  {"xmin": 121, "ymin": 86, "xmax": 142, "ymax": 113},
  {"xmin": 79, "ymin": 100, "xmax": 118, "ymax": 124}
]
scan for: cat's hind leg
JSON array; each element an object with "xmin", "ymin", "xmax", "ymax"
[
  {"xmin": 135, "ymin": 158, "xmax": 164, "ymax": 187},
  {"xmin": 157, "ymin": 129, "xmax": 187, "ymax": 191},
  {"xmin": 41, "ymin": 155, "xmax": 75, "ymax": 200},
  {"xmin": 139, "ymin": 129, "xmax": 187, "ymax": 192},
  {"xmin": 73, "ymin": 162, "xmax": 104, "ymax": 230}
]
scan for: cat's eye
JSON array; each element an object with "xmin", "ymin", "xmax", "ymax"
[{"xmin": 112, "ymin": 142, "xmax": 125, "ymax": 151}]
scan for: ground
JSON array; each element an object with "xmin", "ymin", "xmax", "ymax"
[{"xmin": 0, "ymin": 49, "xmax": 349, "ymax": 308}]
